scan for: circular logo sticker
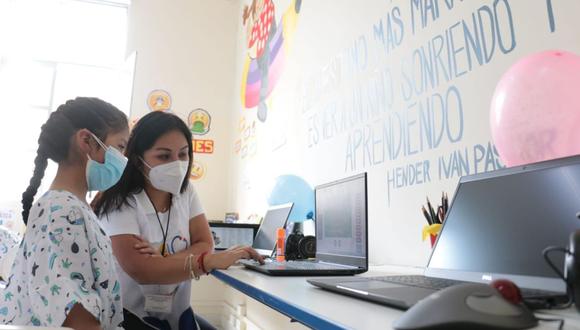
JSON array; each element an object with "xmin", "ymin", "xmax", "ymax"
[
  {"xmin": 147, "ymin": 89, "xmax": 172, "ymax": 112},
  {"xmin": 190, "ymin": 160, "xmax": 205, "ymax": 181},
  {"xmin": 188, "ymin": 108, "xmax": 211, "ymax": 135}
]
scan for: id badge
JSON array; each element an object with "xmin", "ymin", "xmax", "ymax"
[{"xmin": 144, "ymin": 293, "xmax": 174, "ymax": 314}]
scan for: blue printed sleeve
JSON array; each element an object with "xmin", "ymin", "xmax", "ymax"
[{"xmin": 2, "ymin": 191, "xmax": 122, "ymax": 329}]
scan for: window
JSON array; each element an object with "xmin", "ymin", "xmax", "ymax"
[{"xmin": 0, "ymin": 0, "xmax": 134, "ymax": 232}]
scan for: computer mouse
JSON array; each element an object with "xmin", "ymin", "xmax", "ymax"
[{"xmin": 392, "ymin": 283, "xmax": 538, "ymax": 330}]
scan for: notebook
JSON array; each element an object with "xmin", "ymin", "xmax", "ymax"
[
  {"xmin": 240, "ymin": 173, "xmax": 368, "ymax": 276},
  {"xmin": 249, "ymin": 203, "xmax": 294, "ymax": 257},
  {"xmin": 308, "ymin": 155, "xmax": 580, "ymax": 309},
  {"xmin": 209, "ymin": 222, "xmax": 259, "ymax": 250}
]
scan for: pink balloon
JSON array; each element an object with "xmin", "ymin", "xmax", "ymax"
[{"xmin": 490, "ymin": 50, "xmax": 580, "ymax": 167}]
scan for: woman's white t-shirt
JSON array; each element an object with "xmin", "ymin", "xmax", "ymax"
[
  {"xmin": 1, "ymin": 190, "xmax": 123, "ymax": 329},
  {"xmin": 100, "ymin": 183, "xmax": 204, "ymax": 330}
]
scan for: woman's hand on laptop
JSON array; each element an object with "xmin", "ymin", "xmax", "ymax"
[{"xmin": 205, "ymin": 246, "xmax": 265, "ymax": 270}]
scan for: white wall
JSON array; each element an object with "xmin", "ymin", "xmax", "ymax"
[
  {"xmin": 127, "ymin": 0, "xmax": 580, "ymax": 267},
  {"xmin": 227, "ymin": 0, "xmax": 580, "ymax": 266},
  {"xmin": 127, "ymin": 0, "xmax": 242, "ymax": 220}
]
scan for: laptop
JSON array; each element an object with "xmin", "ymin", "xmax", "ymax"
[
  {"xmin": 240, "ymin": 173, "xmax": 368, "ymax": 276},
  {"xmin": 308, "ymin": 155, "xmax": 580, "ymax": 309},
  {"xmin": 246, "ymin": 203, "xmax": 294, "ymax": 257},
  {"xmin": 209, "ymin": 222, "xmax": 259, "ymax": 250}
]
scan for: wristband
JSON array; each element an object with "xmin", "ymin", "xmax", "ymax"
[{"xmin": 197, "ymin": 251, "xmax": 209, "ymax": 274}]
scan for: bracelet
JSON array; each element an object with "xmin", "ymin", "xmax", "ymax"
[
  {"xmin": 197, "ymin": 251, "xmax": 209, "ymax": 274},
  {"xmin": 191, "ymin": 254, "xmax": 200, "ymax": 280},
  {"xmin": 183, "ymin": 254, "xmax": 200, "ymax": 280}
]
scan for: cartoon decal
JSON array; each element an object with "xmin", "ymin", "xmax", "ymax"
[
  {"xmin": 192, "ymin": 139, "xmax": 214, "ymax": 154},
  {"xmin": 189, "ymin": 160, "xmax": 206, "ymax": 181},
  {"xmin": 147, "ymin": 90, "xmax": 172, "ymax": 112},
  {"xmin": 188, "ymin": 108, "xmax": 211, "ymax": 135}
]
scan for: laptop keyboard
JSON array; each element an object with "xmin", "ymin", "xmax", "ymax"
[
  {"xmin": 277, "ymin": 260, "xmax": 351, "ymax": 270},
  {"xmin": 372, "ymin": 275, "xmax": 464, "ymax": 290},
  {"xmin": 371, "ymin": 275, "xmax": 559, "ymax": 298},
  {"xmin": 242, "ymin": 259, "xmax": 350, "ymax": 270}
]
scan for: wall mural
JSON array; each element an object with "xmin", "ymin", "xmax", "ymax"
[
  {"xmin": 300, "ymin": 0, "xmax": 528, "ymax": 206},
  {"xmin": 241, "ymin": 0, "xmax": 302, "ymax": 122},
  {"xmin": 234, "ymin": 116, "xmax": 257, "ymax": 159},
  {"xmin": 232, "ymin": 0, "xmax": 580, "ymax": 265}
]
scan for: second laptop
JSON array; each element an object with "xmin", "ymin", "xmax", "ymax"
[{"xmin": 240, "ymin": 172, "xmax": 368, "ymax": 276}]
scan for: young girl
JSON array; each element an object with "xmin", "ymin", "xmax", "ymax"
[
  {"xmin": 93, "ymin": 111, "xmax": 263, "ymax": 330},
  {"xmin": 1, "ymin": 97, "xmax": 129, "ymax": 330}
]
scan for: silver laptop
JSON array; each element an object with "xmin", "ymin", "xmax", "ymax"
[
  {"xmin": 240, "ymin": 173, "xmax": 368, "ymax": 276},
  {"xmin": 309, "ymin": 155, "xmax": 580, "ymax": 309},
  {"xmin": 248, "ymin": 203, "xmax": 294, "ymax": 257},
  {"xmin": 209, "ymin": 222, "xmax": 259, "ymax": 250}
]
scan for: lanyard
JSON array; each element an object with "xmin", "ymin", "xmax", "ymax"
[{"xmin": 145, "ymin": 192, "xmax": 171, "ymax": 256}]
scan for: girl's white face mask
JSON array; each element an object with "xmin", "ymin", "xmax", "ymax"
[{"xmin": 142, "ymin": 159, "xmax": 189, "ymax": 195}]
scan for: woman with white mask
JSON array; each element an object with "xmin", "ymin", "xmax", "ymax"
[{"xmin": 93, "ymin": 111, "xmax": 263, "ymax": 330}]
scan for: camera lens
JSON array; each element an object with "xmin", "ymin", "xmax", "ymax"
[{"xmin": 299, "ymin": 236, "xmax": 316, "ymax": 259}]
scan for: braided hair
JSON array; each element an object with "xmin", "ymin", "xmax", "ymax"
[{"xmin": 21, "ymin": 97, "xmax": 127, "ymax": 224}]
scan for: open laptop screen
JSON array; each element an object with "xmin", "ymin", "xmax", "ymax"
[
  {"xmin": 252, "ymin": 203, "xmax": 293, "ymax": 256},
  {"xmin": 315, "ymin": 173, "xmax": 367, "ymax": 267},
  {"xmin": 209, "ymin": 223, "xmax": 259, "ymax": 250},
  {"xmin": 426, "ymin": 156, "xmax": 580, "ymax": 292}
]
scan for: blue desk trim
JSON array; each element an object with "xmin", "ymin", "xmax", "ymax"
[{"xmin": 212, "ymin": 270, "xmax": 348, "ymax": 329}]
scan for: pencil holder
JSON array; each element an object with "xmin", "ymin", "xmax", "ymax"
[{"xmin": 422, "ymin": 224, "xmax": 442, "ymax": 248}]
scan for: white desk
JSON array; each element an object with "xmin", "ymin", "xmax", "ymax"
[{"xmin": 213, "ymin": 265, "xmax": 580, "ymax": 330}]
